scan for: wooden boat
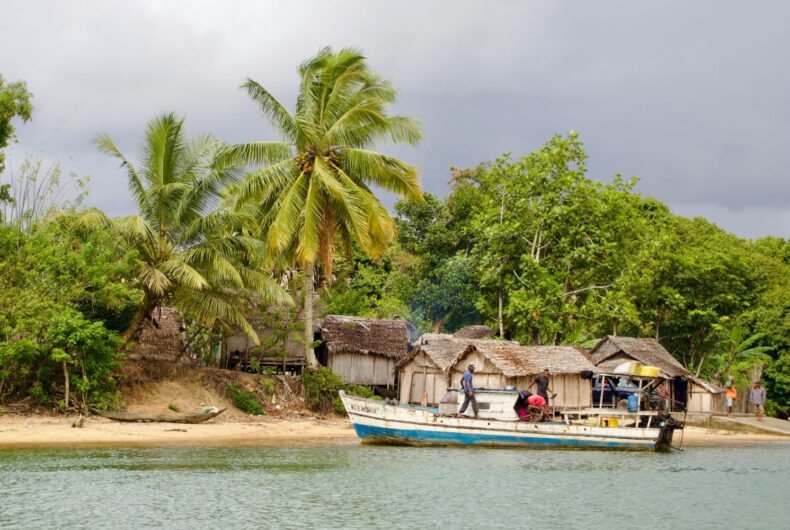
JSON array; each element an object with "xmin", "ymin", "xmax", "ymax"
[
  {"xmin": 90, "ymin": 408, "xmax": 225, "ymax": 424},
  {"xmin": 339, "ymin": 388, "xmax": 681, "ymax": 452}
]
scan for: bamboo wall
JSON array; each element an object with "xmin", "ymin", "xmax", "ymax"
[
  {"xmin": 328, "ymin": 352, "xmax": 396, "ymax": 386},
  {"xmin": 398, "ymin": 352, "xmax": 451, "ymax": 405}
]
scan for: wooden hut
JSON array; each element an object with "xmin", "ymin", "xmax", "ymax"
[
  {"xmin": 450, "ymin": 343, "xmax": 598, "ymax": 409},
  {"xmin": 316, "ymin": 315, "xmax": 409, "ymax": 387},
  {"xmin": 396, "ymin": 335, "xmax": 513, "ymax": 405},
  {"xmin": 223, "ymin": 326, "xmax": 305, "ymax": 373},
  {"xmin": 127, "ymin": 307, "xmax": 185, "ymax": 363},
  {"xmin": 588, "ymin": 336, "xmax": 723, "ymax": 412}
]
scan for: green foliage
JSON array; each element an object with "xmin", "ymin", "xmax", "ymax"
[
  {"xmin": 303, "ymin": 367, "xmax": 345, "ymax": 414},
  {"xmin": 226, "ymin": 384, "xmax": 264, "ymax": 415},
  {"xmin": 168, "ymin": 403, "xmax": 180, "ymax": 412},
  {"xmin": 86, "ymin": 113, "xmax": 291, "ymax": 342},
  {"xmin": 261, "ymin": 378, "xmax": 276, "ymax": 396},
  {"xmin": 303, "ymin": 367, "xmax": 380, "ymax": 415},
  {"xmin": 1, "ymin": 158, "xmax": 90, "ymax": 231},
  {"xmin": 0, "ymin": 220, "xmax": 135, "ymax": 407},
  {"xmin": 0, "ymin": 75, "xmax": 33, "ymax": 174}
]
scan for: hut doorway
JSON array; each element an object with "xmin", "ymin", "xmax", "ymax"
[{"xmin": 673, "ymin": 377, "xmax": 688, "ymax": 412}]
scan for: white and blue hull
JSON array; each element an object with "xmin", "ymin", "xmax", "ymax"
[{"xmin": 340, "ymin": 392, "xmax": 675, "ymax": 451}]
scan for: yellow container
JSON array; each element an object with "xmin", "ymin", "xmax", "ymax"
[
  {"xmin": 602, "ymin": 418, "xmax": 619, "ymax": 427},
  {"xmin": 640, "ymin": 365, "xmax": 660, "ymax": 377}
]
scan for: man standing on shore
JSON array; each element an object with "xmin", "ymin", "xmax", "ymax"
[
  {"xmin": 750, "ymin": 381, "xmax": 767, "ymax": 422},
  {"xmin": 458, "ymin": 364, "xmax": 479, "ymax": 418}
]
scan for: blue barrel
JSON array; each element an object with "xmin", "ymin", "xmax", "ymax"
[{"xmin": 627, "ymin": 394, "xmax": 639, "ymax": 412}]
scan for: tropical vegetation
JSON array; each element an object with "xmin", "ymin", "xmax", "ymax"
[
  {"xmin": 0, "ymin": 51, "xmax": 788, "ymax": 417},
  {"xmin": 219, "ymin": 46, "xmax": 422, "ymax": 367}
]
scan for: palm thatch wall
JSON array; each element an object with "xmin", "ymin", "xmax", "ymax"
[{"xmin": 127, "ymin": 307, "xmax": 185, "ymax": 363}]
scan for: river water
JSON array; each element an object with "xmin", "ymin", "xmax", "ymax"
[{"xmin": 1, "ymin": 443, "xmax": 788, "ymax": 529}]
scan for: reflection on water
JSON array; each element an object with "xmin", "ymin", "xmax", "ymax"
[{"xmin": 1, "ymin": 443, "xmax": 788, "ymax": 529}]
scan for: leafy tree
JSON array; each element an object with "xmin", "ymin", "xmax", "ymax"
[
  {"xmin": 0, "ymin": 75, "xmax": 33, "ymax": 174},
  {"xmin": 0, "ymin": 220, "xmax": 136, "ymax": 408},
  {"xmin": 84, "ymin": 113, "xmax": 290, "ymax": 342},
  {"xmin": 222, "ymin": 47, "xmax": 422, "ymax": 367}
]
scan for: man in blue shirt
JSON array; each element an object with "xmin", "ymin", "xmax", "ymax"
[{"xmin": 458, "ymin": 364, "xmax": 479, "ymax": 418}]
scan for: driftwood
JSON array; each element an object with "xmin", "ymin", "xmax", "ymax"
[{"xmin": 90, "ymin": 408, "xmax": 225, "ymax": 424}]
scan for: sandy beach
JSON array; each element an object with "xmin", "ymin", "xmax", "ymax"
[
  {"xmin": 0, "ymin": 414, "xmax": 357, "ymax": 448},
  {"xmin": 1, "ymin": 414, "xmax": 787, "ymax": 449}
]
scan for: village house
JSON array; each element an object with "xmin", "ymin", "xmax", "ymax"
[
  {"xmin": 315, "ymin": 315, "xmax": 409, "ymax": 388},
  {"xmin": 588, "ymin": 336, "xmax": 725, "ymax": 413},
  {"xmin": 396, "ymin": 334, "xmax": 515, "ymax": 405},
  {"xmin": 223, "ymin": 325, "xmax": 305, "ymax": 373},
  {"xmin": 449, "ymin": 343, "xmax": 599, "ymax": 409}
]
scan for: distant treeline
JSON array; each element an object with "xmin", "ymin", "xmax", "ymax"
[{"xmin": 322, "ymin": 134, "xmax": 789, "ymax": 416}]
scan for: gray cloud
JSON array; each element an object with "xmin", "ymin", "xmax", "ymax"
[{"xmin": 1, "ymin": 0, "xmax": 788, "ymax": 237}]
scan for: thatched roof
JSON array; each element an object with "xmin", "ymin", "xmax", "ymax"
[
  {"xmin": 589, "ymin": 336, "xmax": 690, "ymax": 378},
  {"xmin": 453, "ymin": 325, "xmax": 495, "ymax": 339},
  {"xmin": 398, "ymin": 335, "xmax": 515, "ymax": 371},
  {"xmin": 318, "ymin": 315, "xmax": 409, "ymax": 359},
  {"xmin": 462, "ymin": 343, "xmax": 598, "ymax": 377},
  {"xmin": 128, "ymin": 307, "xmax": 185, "ymax": 363}
]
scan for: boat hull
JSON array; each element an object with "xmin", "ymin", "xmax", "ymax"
[{"xmin": 340, "ymin": 392, "xmax": 673, "ymax": 451}]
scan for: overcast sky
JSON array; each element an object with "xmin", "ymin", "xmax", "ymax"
[{"xmin": 1, "ymin": 1, "xmax": 788, "ymax": 238}]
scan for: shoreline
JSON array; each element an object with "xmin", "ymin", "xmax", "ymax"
[{"xmin": 1, "ymin": 414, "xmax": 787, "ymax": 449}]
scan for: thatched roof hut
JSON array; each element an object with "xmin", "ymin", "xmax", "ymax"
[
  {"xmin": 451, "ymin": 343, "xmax": 598, "ymax": 408},
  {"xmin": 128, "ymin": 307, "xmax": 185, "ymax": 363},
  {"xmin": 397, "ymin": 334, "xmax": 516, "ymax": 405},
  {"xmin": 588, "ymin": 336, "xmax": 724, "ymax": 412},
  {"xmin": 588, "ymin": 336, "xmax": 690, "ymax": 377},
  {"xmin": 453, "ymin": 325, "xmax": 495, "ymax": 340},
  {"xmin": 316, "ymin": 315, "xmax": 409, "ymax": 386}
]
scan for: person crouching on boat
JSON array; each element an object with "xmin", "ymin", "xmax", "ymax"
[{"xmin": 458, "ymin": 364, "xmax": 479, "ymax": 418}]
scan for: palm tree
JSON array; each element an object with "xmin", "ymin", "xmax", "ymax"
[
  {"xmin": 85, "ymin": 113, "xmax": 290, "ymax": 343},
  {"xmin": 718, "ymin": 325, "xmax": 772, "ymax": 381},
  {"xmin": 220, "ymin": 47, "xmax": 423, "ymax": 368}
]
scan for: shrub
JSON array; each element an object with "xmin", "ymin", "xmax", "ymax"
[
  {"xmin": 227, "ymin": 384, "xmax": 264, "ymax": 415},
  {"xmin": 303, "ymin": 367, "xmax": 345, "ymax": 413},
  {"xmin": 261, "ymin": 378, "xmax": 276, "ymax": 397}
]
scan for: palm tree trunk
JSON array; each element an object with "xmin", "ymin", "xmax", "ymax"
[
  {"xmin": 304, "ymin": 262, "xmax": 318, "ymax": 369},
  {"xmin": 62, "ymin": 360, "xmax": 70, "ymax": 410},
  {"xmin": 122, "ymin": 297, "xmax": 153, "ymax": 343}
]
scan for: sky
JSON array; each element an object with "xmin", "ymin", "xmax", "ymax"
[{"xmin": 1, "ymin": 0, "xmax": 788, "ymax": 239}]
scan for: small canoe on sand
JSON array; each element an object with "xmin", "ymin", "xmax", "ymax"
[{"xmin": 90, "ymin": 408, "xmax": 225, "ymax": 424}]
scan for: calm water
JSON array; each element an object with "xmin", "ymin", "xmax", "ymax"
[{"xmin": 1, "ymin": 443, "xmax": 788, "ymax": 529}]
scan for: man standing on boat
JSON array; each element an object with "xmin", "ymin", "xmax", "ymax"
[
  {"xmin": 528, "ymin": 368, "xmax": 555, "ymax": 406},
  {"xmin": 458, "ymin": 364, "xmax": 479, "ymax": 418}
]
